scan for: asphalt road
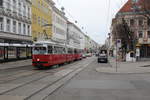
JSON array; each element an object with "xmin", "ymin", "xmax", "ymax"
[
  {"xmin": 1, "ymin": 57, "xmax": 150, "ymax": 100},
  {"xmin": 46, "ymin": 58, "xmax": 150, "ymax": 100},
  {"xmin": 0, "ymin": 57, "xmax": 94, "ymax": 100}
]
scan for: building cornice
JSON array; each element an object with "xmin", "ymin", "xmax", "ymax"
[
  {"xmin": 26, "ymin": 0, "xmax": 32, "ymax": 4},
  {"xmin": 116, "ymin": 10, "xmax": 150, "ymax": 17},
  {"xmin": 53, "ymin": 6, "xmax": 68, "ymax": 20}
]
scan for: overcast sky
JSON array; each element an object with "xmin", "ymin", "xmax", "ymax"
[{"xmin": 53, "ymin": 0, "xmax": 128, "ymax": 44}]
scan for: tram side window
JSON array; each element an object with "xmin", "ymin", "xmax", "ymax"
[
  {"xmin": 68, "ymin": 48, "xmax": 73, "ymax": 54},
  {"xmin": 54, "ymin": 46, "xmax": 65, "ymax": 54},
  {"xmin": 63, "ymin": 48, "xmax": 66, "ymax": 54},
  {"xmin": 48, "ymin": 46, "xmax": 52, "ymax": 54},
  {"xmin": 53, "ymin": 47, "xmax": 57, "ymax": 54},
  {"xmin": 33, "ymin": 47, "xmax": 47, "ymax": 54}
]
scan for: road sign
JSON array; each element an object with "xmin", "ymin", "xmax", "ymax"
[{"xmin": 117, "ymin": 39, "xmax": 121, "ymax": 48}]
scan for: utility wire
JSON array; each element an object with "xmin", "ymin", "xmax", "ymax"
[
  {"xmin": 105, "ymin": 0, "xmax": 111, "ymax": 36},
  {"xmin": 54, "ymin": 0, "xmax": 87, "ymax": 34}
]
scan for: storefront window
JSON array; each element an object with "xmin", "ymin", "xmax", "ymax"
[
  {"xmin": 19, "ymin": 47, "xmax": 26, "ymax": 58},
  {"xmin": 27, "ymin": 47, "xmax": 32, "ymax": 57},
  {"xmin": 0, "ymin": 47, "xmax": 4, "ymax": 60},
  {"xmin": 8, "ymin": 47, "xmax": 16, "ymax": 59}
]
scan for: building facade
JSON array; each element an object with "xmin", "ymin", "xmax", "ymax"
[
  {"xmin": 112, "ymin": 0, "xmax": 150, "ymax": 59},
  {"xmin": 0, "ymin": 0, "xmax": 32, "ymax": 61},
  {"xmin": 51, "ymin": 6, "xmax": 67, "ymax": 45},
  {"xmin": 67, "ymin": 22, "xmax": 82, "ymax": 49},
  {"xmin": 31, "ymin": 0, "xmax": 53, "ymax": 41}
]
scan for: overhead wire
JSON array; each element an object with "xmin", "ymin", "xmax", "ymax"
[{"xmin": 105, "ymin": 0, "xmax": 111, "ymax": 38}]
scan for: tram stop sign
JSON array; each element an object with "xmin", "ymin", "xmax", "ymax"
[{"xmin": 117, "ymin": 39, "xmax": 121, "ymax": 48}]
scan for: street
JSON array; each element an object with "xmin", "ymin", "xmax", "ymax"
[{"xmin": 1, "ymin": 57, "xmax": 150, "ymax": 100}]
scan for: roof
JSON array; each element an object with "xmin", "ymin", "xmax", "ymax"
[{"xmin": 118, "ymin": 0, "xmax": 150, "ymax": 15}]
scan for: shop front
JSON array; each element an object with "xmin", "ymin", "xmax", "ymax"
[
  {"xmin": 140, "ymin": 44, "xmax": 150, "ymax": 58},
  {"xmin": 0, "ymin": 39, "xmax": 33, "ymax": 62}
]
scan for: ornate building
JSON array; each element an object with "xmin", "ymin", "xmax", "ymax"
[
  {"xmin": 31, "ymin": 0, "xmax": 54, "ymax": 41},
  {"xmin": 0, "ymin": 0, "xmax": 32, "ymax": 61},
  {"xmin": 112, "ymin": 0, "xmax": 150, "ymax": 58}
]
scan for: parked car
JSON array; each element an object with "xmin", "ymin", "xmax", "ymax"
[
  {"xmin": 98, "ymin": 53, "xmax": 108, "ymax": 63},
  {"xmin": 82, "ymin": 54, "xmax": 87, "ymax": 58}
]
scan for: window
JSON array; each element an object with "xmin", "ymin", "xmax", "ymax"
[
  {"xmin": 18, "ymin": 23, "xmax": 21, "ymax": 34},
  {"xmin": 148, "ymin": 19, "xmax": 150, "ymax": 26},
  {"xmin": 27, "ymin": 25, "xmax": 30, "ymax": 35},
  {"xmin": 13, "ymin": 21, "xmax": 16, "ymax": 33},
  {"xmin": 28, "ymin": 7, "xmax": 30, "ymax": 17},
  {"xmin": 0, "ymin": 47, "xmax": 4, "ymax": 60},
  {"xmin": 13, "ymin": 0, "xmax": 16, "ymax": 11},
  {"xmin": 23, "ymin": 5, "xmax": 26, "ymax": 16},
  {"xmin": 48, "ymin": 46, "xmax": 53, "ymax": 54},
  {"xmin": 0, "ymin": 0, "xmax": 3, "ymax": 6},
  {"xmin": 0, "ymin": 17, "xmax": 3, "ymax": 31},
  {"xmin": 132, "ymin": 0, "xmax": 139, "ymax": 3},
  {"xmin": 32, "ymin": 14, "xmax": 37, "ymax": 24},
  {"xmin": 23, "ymin": 24, "xmax": 26, "ymax": 35},
  {"xmin": 38, "ymin": 17, "xmax": 40, "ymax": 25},
  {"xmin": 8, "ymin": 47, "xmax": 16, "ymax": 59},
  {"xmin": 148, "ymin": 31, "xmax": 150, "ymax": 38},
  {"xmin": 53, "ymin": 46, "xmax": 65, "ymax": 54},
  {"xmin": 7, "ymin": 0, "xmax": 11, "ymax": 10},
  {"xmin": 130, "ymin": 19, "xmax": 135, "ymax": 26},
  {"xmin": 6, "ymin": 19, "xmax": 10, "ymax": 32},
  {"xmin": 138, "ymin": 19, "xmax": 143, "ymax": 26},
  {"xmin": 138, "ymin": 31, "xmax": 143, "ymax": 38},
  {"xmin": 18, "ymin": 2, "xmax": 21, "ymax": 15}
]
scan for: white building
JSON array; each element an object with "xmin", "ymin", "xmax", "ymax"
[
  {"xmin": 0, "ymin": 0, "xmax": 32, "ymax": 44},
  {"xmin": 52, "ymin": 6, "xmax": 67, "ymax": 45},
  {"xmin": 67, "ymin": 22, "xmax": 82, "ymax": 49},
  {"xmin": 80, "ymin": 31, "xmax": 85, "ymax": 50}
]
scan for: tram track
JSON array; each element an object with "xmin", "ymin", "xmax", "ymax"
[
  {"xmin": 0, "ymin": 65, "xmax": 33, "ymax": 78},
  {"xmin": 0, "ymin": 58, "xmax": 85, "ymax": 96},
  {"xmin": 24, "ymin": 67, "xmax": 80, "ymax": 100},
  {"xmin": 26, "ymin": 58, "xmax": 94, "ymax": 100},
  {"xmin": 0, "ymin": 69, "xmax": 58, "ymax": 95},
  {"xmin": 0, "ymin": 70, "xmax": 42, "ymax": 84},
  {"xmin": 0, "ymin": 59, "xmax": 82, "ymax": 84}
]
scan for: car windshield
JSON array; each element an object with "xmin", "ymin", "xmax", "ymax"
[
  {"xmin": 99, "ymin": 54, "xmax": 106, "ymax": 57},
  {"xmin": 33, "ymin": 47, "xmax": 47, "ymax": 54}
]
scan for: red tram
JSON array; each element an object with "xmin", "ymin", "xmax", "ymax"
[{"xmin": 32, "ymin": 41, "xmax": 82, "ymax": 68}]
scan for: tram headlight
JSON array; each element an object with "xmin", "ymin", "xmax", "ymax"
[{"xmin": 37, "ymin": 58, "xmax": 40, "ymax": 61}]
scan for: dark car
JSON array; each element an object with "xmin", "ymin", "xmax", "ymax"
[{"xmin": 98, "ymin": 54, "xmax": 108, "ymax": 63}]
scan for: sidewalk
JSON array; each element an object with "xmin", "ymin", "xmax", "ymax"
[
  {"xmin": 0, "ymin": 59, "xmax": 32, "ymax": 70},
  {"xmin": 96, "ymin": 57, "xmax": 150, "ymax": 74}
]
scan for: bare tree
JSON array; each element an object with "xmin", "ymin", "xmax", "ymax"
[{"xmin": 112, "ymin": 18, "xmax": 135, "ymax": 60}]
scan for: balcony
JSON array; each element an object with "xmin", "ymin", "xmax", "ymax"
[
  {"xmin": 0, "ymin": 6, "xmax": 4, "ymax": 15},
  {"xmin": 0, "ymin": 31, "xmax": 32, "ymax": 41},
  {"xmin": 3, "ymin": 8, "xmax": 12, "ymax": 17}
]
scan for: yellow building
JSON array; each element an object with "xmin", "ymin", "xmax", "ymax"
[{"xmin": 31, "ymin": 0, "xmax": 53, "ymax": 41}]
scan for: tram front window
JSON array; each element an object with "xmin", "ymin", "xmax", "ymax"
[{"xmin": 33, "ymin": 47, "xmax": 47, "ymax": 54}]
